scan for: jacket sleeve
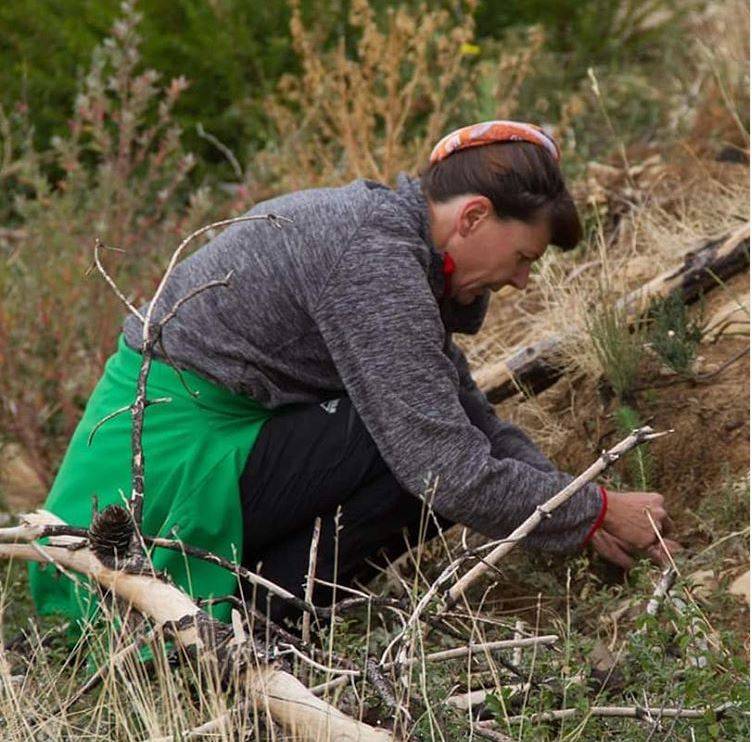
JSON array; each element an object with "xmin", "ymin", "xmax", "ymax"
[
  {"xmin": 446, "ymin": 339, "xmax": 558, "ymax": 473},
  {"xmin": 311, "ymin": 229, "xmax": 601, "ymax": 553}
]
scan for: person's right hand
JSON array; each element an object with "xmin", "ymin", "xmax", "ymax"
[{"xmin": 591, "ymin": 490, "xmax": 682, "ymax": 569}]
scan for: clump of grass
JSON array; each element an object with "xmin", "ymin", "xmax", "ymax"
[
  {"xmin": 647, "ymin": 292, "xmax": 704, "ymax": 376},
  {"xmin": 585, "ymin": 296, "xmax": 645, "ymax": 403}
]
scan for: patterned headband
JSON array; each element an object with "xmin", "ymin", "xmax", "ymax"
[{"xmin": 429, "ymin": 120, "xmax": 560, "ymax": 164}]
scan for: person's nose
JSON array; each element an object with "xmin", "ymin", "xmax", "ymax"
[{"xmin": 509, "ymin": 265, "xmax": 531, "ymax": 290}]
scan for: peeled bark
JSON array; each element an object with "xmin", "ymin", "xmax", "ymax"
[{"xmin": 0, "ymin": 511, "xmax": 392, "ymax": 741}]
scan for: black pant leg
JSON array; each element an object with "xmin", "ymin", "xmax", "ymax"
[
  {"xmin": 238, "ymin": 391, "xmax": 491, "ymax": 625},
  {"xmin": 239, "ymin": 396, "xmax": 440, "ymax": 623}
]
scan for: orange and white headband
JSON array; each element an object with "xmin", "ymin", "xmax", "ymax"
[{"xmin": 429, "ymin": 120, "xmax": 560, "ymax": 164}]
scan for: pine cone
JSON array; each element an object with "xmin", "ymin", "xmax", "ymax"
[{"xmin": 89, "ymin": 505, "xmax": 134, "ymax": 563}]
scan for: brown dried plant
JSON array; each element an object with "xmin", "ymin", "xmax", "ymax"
[
  {"xmin": 490, "ymin": 25, "xmax": 547, "ymax": 122},
  {"xmin": 254, "ymin": 0, "xmax": 479, "ymax": 193}
]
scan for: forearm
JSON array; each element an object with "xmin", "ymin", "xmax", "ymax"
[{"xmin": 450, "ymin": 342, "xmax": 556, "ymax": 473}]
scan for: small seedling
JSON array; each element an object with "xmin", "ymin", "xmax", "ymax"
[{"xmin": 647, "ymin": 292, "xmax": 704, "ymax": 376}]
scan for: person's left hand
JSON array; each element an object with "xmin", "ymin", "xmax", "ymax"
[{"xmin": 590, "ymin": 527, "xmax": 683, "ymax": 570}]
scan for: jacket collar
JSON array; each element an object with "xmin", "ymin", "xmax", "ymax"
[{"xmin": 394, "ymin": 172, "xmax": 489, "ymax": 336}]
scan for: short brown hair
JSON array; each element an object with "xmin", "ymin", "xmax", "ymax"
[{"xmin": 420, "ymin": 141, "xmax": 582, "ymax": 250}]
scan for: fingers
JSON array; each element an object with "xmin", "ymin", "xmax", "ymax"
[
  {"xmin": 644, "ymin": 538, "xmax": 683, "ymax": 567},
  {"xmin": 591, "ymin": 525, "xmax": 683, "ymax": 571},
  {"xmin": 590, "ymin": 530, "xmax": 635, "ymax": 570}
]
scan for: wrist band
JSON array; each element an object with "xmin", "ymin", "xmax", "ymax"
[{"xmin": 582, "ymin": 486, "xmax": 609, "ymax": 546}]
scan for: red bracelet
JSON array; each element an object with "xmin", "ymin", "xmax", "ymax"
[{"xmin": 582, "ymin": 486, "xmax": 609, "ymax": 546}]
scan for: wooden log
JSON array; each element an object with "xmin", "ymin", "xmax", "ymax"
[
  {"xmin": 477, "ymin": 223, "xmax": 750, "ymax": 403},
  {"xmin": 0, "ymin": 512, "xmax": 392, "ymax": 742}
]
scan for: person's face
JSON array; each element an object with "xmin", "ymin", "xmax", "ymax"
[{"xmin": 439, "ymin": 196, "xmax": 550, "ymax": 305}]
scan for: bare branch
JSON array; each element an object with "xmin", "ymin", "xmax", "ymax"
[
  {"xmin": 87, "ymin": 404, "xmax": 132, "ymax": 446},
  {"xmin": 157, "ymin": 333, "xmax": 199, "ymax": 398},
  {"xmin": 196, "ymin": 122, "xmax": 243, "ymax": 180},
  {"xmin": 646, "ymin": 567, "xmax": 678, "ymax": 617},
  {"xmin": 144, "ymin": 535, "xmax": 314, "ymax": 614},
  {"xmin": 127, "ymin": 213, "xmax": 290, "ymax": 536},
  {"xmin": 157, "ymin": 271, "xmax": 234, "ymax": 329},
  {"xmin": 475, "ymin": 702, "xmax": 737, "ymax": 726},
  {"xmin": 91, "ymin": 238, "xmax": 144, "ymax": 321},
  {"xmin": 301, "ymin": 516, "xmax": 321, "ymax": 645},
  {"xmin": 142, "ymin": 213, "xmax": 291, "ymax": 344}
]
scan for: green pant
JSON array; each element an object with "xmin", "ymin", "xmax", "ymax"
[{"xmin": 30, "ymin": 335, "xmax": 275, "ymax": 626}]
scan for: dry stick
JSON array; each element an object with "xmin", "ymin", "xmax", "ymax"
[
  {"xmin": 301, "ymin": 516, "xmax": 321, "ymax": 646},
  {"xmin": 0, "ymin": 516, "xmax": 313, "ymax": 616},
  {"xmin": 311, "ymin": 636, "xmax": 558, "ymax": 696},
  {"xmin": 475, "ymin": 702, "xmax": 737, "ymax": 726},
  {"xmin": 144, "ymin": 535, "xmax": 314, "ymax": 614},
  {"xmin": 155, "ymin": 272, "xmax": 235, "ymax": 328},
  {"xmin": 447, "ymin": 683, "xmax": 533, "ymax": 711},
  {"xmin": 472, "ymin": 723, "xmax": 516, "ymax": 742},
  {"xmin": 0, "ymin": 529, "xmax": 390, "ymax": 741},
  {"xmin": 419, "ymin": 636, "xmax": 557, "ymax": 663},
  {"xmin": 446, "ymin": 426, "xmax": 673, "ymax": 608},
  {"xmin": 512, "ymin": 620, "xmax": 524, "ymax": 667},
  {"xmin": 91, "ymin": 239, "xmax": 144, "ymax": 321},
  {"xmin": 645, "ymin": 567, "xmax": 678, "ymax": 617}
]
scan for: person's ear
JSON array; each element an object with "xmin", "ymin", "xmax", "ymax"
[{"xmin": 458, "ymin": 197, "xmax": 493, "ymax": 237}]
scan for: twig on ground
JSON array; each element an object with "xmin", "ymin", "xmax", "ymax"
[
  {"xmin": 475, "ymin": 701, "xmax": 737, "ymax": 725},
  {"xmin": 472, "ymin": 722, "xmax": 516, "ymax": 741},
  {"xmin": 311, "ymin": 636, "xmax": 558, "ymax": 697},
  {"xmin": 142, "ymin": 535, "xmax": 314, "ymax": 614},
  {"xmin": 646, "ymin": 567, "xmax": 678, "ymax": 617},
  {"xmin": 512, "ymin": 619, "xmax": 525, "ymax": 667},
  {"xmin": 365, "ymin": 657, "xmax": 411, "ymax": 726},
  {"xmin": 302, "ymin": 516, "xmax": 321, "ymax": 645}
]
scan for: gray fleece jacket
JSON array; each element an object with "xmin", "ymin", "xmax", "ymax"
[{"xmin": 123, "ymin": 173, "xmax": 602, "ymax": 552}]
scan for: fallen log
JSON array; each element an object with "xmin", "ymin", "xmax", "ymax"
[
  {"xmin": 0, "ymin": 511, "xmax": 392, "ymax": 742},
  {"xmin": 477, "ymin": 222, "xmax": 750, "ymax": 403}
]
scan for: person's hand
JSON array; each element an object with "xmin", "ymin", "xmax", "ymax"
[{"xmin": 590, "ymin": 490, "xmax": 682, "ymax": 569}]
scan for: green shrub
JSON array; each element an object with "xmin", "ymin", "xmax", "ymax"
[
  {"xmin": 647, "ymin": 291, "xmax": 704, "ymax": 375},
  {"xmin": 0, "ymin": 0, "xmax": 299, "ymax": 180},
  {"xmin": 0, "ymin": 1, "xmax": 217, "ymax": 485}
]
